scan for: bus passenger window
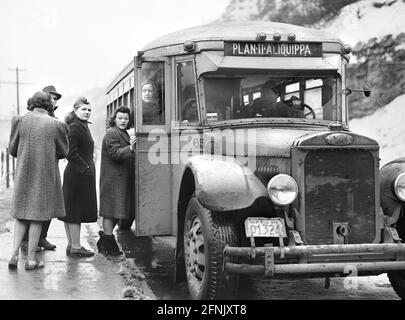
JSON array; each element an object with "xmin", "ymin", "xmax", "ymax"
[
  {"xmin": 141, "ymin": 62, "xmax": 165, "ymax": 125},
  {"xmin": 177, "ymin": 61, "xmax": 198, "ymax": 124}
]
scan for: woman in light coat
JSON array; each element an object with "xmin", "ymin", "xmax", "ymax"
[
  {"xmin": 97, "ymin": 106, "xmax": 136, "ymax": 255},
  {"xmin": 8, "ymin": 91, "xmax": 69, "ymax": 270}
]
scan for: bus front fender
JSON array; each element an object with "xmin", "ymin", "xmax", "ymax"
[{"xmin": 186, "ymin": 154, "xmax": 268, "ymax": 212}]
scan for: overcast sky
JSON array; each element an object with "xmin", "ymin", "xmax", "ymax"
[{"xmin": 0, "ymin": 0, "xmax": 229, "ymax": 117}]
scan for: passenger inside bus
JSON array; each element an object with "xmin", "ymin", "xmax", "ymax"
[
  {"xmin": 203, "ymin": 75, "xmax": 337, "ymax": 122},
  {"xmin": 142, "ymin": 80, "xmax": 163, "ymax": 125},
  {"xmin": 182, "ymin": 98, "xmax": 198, "ymax": 122}
]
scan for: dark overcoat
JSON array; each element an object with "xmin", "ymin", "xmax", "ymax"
[
  {"xmin": 99, "ymin": 126, "xmax": 134, "ymax": 220},
  {"xmin": 60, "ymin": 114, "xmax": 97, "ymax": 223},
  {"xmin": 8, "ymin": 108, "xmax": 69, "ymax": 221}
]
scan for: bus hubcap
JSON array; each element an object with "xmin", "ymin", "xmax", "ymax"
[{"xmin": 185, "ymin": 217, "xmax": 206, "ymax": 286}]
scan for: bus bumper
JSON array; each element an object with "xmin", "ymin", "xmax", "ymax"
[{"xmin": 223, "ymin": 243, "xmax": 405, "ymax": 277}]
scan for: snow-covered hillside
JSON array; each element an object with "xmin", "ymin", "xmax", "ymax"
[
  {"xmin": 349, "ymin": 94, "xmax": 405, "ymax": 166},
  {"xmin": 220, "ymin": 0, "xmax": 405, "ymax": 167},
  {"xmin": 323, "ymin": 0, "xmax": 405, "ymax": 46},
  {"xmin": 222, "ymin": 0, "xmax": 405, "ymax": 47},
  {"xmin": 337, "ymin": 2, "xmax": 405, "ymax": 166}
]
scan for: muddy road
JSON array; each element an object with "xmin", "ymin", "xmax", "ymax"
[{"xmin": 118, "ymin": 232, "xmax": 400, "ymax": 300}]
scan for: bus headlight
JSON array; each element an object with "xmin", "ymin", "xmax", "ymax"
[
  {"xmin": 267, "ymin": 174, "xmax": 298, "ymax": 206},
  {"xmin": 394, "ymin": 172, "xmax": 405, "ymax": 202}
]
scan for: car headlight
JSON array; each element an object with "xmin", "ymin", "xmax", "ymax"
[
  {"xmin": 267, "ymin": 174, "xmax": 298, "ymax": 206},
  {"xmin": 394, "ymin": 172, "xmax": 405, "ymax": 202}
]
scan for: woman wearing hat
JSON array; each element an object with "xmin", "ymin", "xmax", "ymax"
[
  {"xmin": 60, "ymin": 97, "xmax": 98, "ymax": 257},
  {"xmin": 8, "ymin": 91, "xmax": 69, "ymax": 270}
]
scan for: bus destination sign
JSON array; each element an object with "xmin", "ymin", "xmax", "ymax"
[{"xmin": 224, "ymin": 41, "xmax": 322, "ymax": 57}]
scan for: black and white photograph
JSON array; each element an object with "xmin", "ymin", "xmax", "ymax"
[{"xmin": 0, "ymin": 0, "xmax": 405, "ymax": 311}]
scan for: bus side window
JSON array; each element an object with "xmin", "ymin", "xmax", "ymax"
[
  {"xmin": 141, "ymin": 62, "xmax": 165, "ymax": 125},
  {"xmin": 177, "ymin": 61, "xmax": 198, "ymax": 124}
]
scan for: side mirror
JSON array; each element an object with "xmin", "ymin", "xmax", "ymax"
[
  {"xmin": 343, "ymin": 87, "xmax": 372, "ymax": 97},
  {"xmin": 364, "ymin": 88, "xmax": 371, "ymax": 97}
]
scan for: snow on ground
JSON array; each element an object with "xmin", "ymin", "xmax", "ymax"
[
  {"xmin": 349, "ymin": 94, "xmax": 405, "ymax": 167},
  {"xmin": 325, "ymin": 1, "xmax": 405, "ymax": 166},
  {"xmin": 324, "ymin": 0, "xmax": 405, "ymax": 46}
]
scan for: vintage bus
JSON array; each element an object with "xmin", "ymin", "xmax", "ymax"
[{"xmin": 105, "ymin": 21, "xmax": 405, "ymax": 300}]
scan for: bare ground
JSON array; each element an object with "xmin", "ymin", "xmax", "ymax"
[{"xmin": 0, "ymin": 185, "xmax": 156, "ymax": 300}]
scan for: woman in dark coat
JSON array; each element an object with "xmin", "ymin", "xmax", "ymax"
[
  {"xmin": 60, "ymin": 96, "xmax": 97, "ymax": 257},
  {"xmin": 97, "ymin": 106, "xmax": 136, "ymax": 255},
  {"xmin": 8, "ymin": 91, "xmax": 69, "ymax": 270}
]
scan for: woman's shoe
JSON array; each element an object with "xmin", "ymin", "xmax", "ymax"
[
  {"xmin": 70, "ymin": 246, "xmax": 94, "ymax": 258},
  {"xmin": 97, "ymin": 231, "xmax": 107, "ymax": 253},
  {"xmin": 97, "ymin": 232, "xmax": 122, "ymax": 256},
  {"xmin": 106, "ymin": 235, "xmax": 123, "ymax": 256},
  {"xmin": 25, "ymin": 259, "xmax": 44, "ymax": 270},
  {"xmin": 8, "ymin": 255, "xmax": 18, "ymax": 269},
  {"xmin": 38, "ymin": 238, "xmax": 56, "ymax": 250},
  {"xmin": 66, "ymin": 245, "xmax": 71, "ymax": 256}
]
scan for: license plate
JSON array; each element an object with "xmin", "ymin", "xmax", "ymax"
[{"xmin": 245, "ymin": 217, "xmax": 287, "ymax": 238}]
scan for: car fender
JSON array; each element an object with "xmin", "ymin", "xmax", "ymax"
[
  {"xmin": 185, "ymin": 154, "xmax": 268, "ymax": 211},
  {"xmin": 380, "ymin": 157, "xmax": 405, "ymax": 224}
]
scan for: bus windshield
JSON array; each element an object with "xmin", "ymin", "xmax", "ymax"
[{"xmin": 203, "ymin": 73, "xmax": 340, "ymax": 123}]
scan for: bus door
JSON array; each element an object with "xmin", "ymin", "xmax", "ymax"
[{"xmin": 134, "ymin": 56, "xmax": 172, "ymax": 236}]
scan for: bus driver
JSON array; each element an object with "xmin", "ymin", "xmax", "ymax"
[{"xmin": 251, "ymin": 82, "xmax": 290, "ymax": 118}]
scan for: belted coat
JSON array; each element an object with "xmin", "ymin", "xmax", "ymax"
[
  {"xmin": 99, "ymin": 126, "xmax": 135, "ymax": 220},
  {"xmin": 60, "ymin": 114, "xmax": 98, "ymax": 223},
  {"xmin": 8, "ymin": 108, "xmax": 69, "ymax": 221}
]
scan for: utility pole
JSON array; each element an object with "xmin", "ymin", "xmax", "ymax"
[
  {"xmin": 9, "ymin": 67, "xmax": 25, "ymax": 115},
  {"xmin": 0, "ymin": 67, "xmax": 33, "ymax": 115}
]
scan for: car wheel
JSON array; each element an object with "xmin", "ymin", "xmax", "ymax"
[{"xmin": 184, "ymin": 196, "xmax": 239, "ymax": 300}]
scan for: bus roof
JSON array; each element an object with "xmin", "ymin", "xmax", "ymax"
[{"xmin": 142, "ymin": 21, "xmax": 343, "ymax": 52}]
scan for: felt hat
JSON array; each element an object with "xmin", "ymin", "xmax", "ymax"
[{"xmin": 43, "ymin": 85, "xmax": 62, "ymax": 100}]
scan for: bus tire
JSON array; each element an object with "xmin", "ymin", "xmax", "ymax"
[{"xmin": 184, "ymin": 196, "xmax": 239, "ymax": 300}]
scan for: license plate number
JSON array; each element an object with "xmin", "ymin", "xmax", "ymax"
[{"xmin": 245, "ymin": 217, "xmax": 287, "ymax": 238}]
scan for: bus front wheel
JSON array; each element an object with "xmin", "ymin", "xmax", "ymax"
[{"xmin": 183, "ymin": 196, "xmax": 239, "ymax": 300}]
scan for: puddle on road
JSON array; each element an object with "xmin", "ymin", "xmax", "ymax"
[{"xmin": 116, "ymin": 231, "xmax": 190, "ymax": 300}]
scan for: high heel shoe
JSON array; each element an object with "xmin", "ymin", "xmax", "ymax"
[{"xmin": 8, "ymin": 255, "xmax": 18, "ymax": 269}]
